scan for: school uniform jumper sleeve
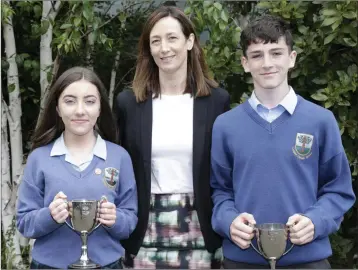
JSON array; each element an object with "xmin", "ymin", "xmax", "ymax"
[
  {"xmin": 303, "ymin": 111, "xmax": 355, "ymax": 240},
  {"xmin": 17, "ymin": 150, "xmax": 62, "ymax": 238},
  {"xmin": 210, "ymin": 115, "xmax": 239, "ymax": 241}
]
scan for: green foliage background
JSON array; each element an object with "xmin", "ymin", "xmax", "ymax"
[{"xmin": 1, "ymin": 0, "xmax": 357, "ymax": 268}]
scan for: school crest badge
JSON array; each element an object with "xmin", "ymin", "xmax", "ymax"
[
  {"xmin": 292, "ymin": 133, "xmax": 314, "ymax": 159},
  {"xmin": 103, "ymin": 167, "xmax": 119, "ymax": 188}
]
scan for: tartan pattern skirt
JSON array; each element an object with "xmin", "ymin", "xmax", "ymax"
[{"xmin": 130, "ymin": 193, "xmax": 222, "ymax": 269}]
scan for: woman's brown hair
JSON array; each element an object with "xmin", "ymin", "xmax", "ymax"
[
  {"xmin": 31, "ymin": 66, "xmax": 117, "ymax": 151},
  {"xmin": 132, "ymin": 6, "xmax": 218, "ymax": 102}
]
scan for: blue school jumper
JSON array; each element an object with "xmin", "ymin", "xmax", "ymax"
[
  {"xmin": 211, "ymin": 95, "xmax": 355, "ymax": 266},
  {"xmin": 17, "ymin": 140, "xmax": 138, "ymax": 269}
]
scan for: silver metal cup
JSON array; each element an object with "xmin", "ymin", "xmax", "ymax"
[
  {"xmin": 65, "ymin": 196, "xmax": 107, "ymax": 269},
  {"xmin": 250, "ymin": 223, "xmax": 294, "ymax": 269}
]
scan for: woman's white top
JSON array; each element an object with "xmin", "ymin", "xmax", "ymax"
[{"xmin": 151, "ymin": 93, "xmax": 194, "ymax": 194}]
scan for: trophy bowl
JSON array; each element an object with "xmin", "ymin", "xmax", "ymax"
[
  {"xmin": 250, "ymin": 223, "xmax": 294, "ymax": 269},
  {"xmin": 65, "ymin": 197, "xmax": 106, "ymax": 269}
]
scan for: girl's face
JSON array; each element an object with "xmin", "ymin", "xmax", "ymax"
[{"xmin": 57, "ymin": 80, "xmax": 100, "ymax": 137}]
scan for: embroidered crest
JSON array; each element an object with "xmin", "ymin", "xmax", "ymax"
[
  {"xmin": 292, "ymin": 133, "xmax": 314, "ymax": 159},
  {"xmin": 102, "ymin": 167, "xmax": 119, "ymax": 188}
]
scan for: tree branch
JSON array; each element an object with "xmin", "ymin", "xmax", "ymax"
[
  {"xmin": 104, "ymin": 1, "xmax": 116, "ymax": 17},
  {"xmin": 43, "ymin": 54, "xmax": 61, "ymax": 104},
  {"xmin": 44, "ymin": 0, "xmax": 61, "ymax": 21},
  {"xmin": 79, "ymin": 1, "xmax": 151, "ymax": 39},
  {"xmin": 52, "ymin": 0, "xmax": 62, "ymax": 19},
  {"xmin": 113, "ymin": 66, "xmax": 136, "ymax": 93}
]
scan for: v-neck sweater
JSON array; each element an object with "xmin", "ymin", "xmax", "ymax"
[
  {"xmin": 17, "ymin": 140, "xmax": 138, "ymax": 268},
  {"xmin": 210, "ymin": 95, "xmax": 355, "ymax": 266}
]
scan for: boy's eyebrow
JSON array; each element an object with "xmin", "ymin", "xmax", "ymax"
[
  {"xmin": 270, "ymin": 48, "xmax": 285, "ymax": 51},
  {"xmin": 248, "ymin": 48, "xmax": 286, "ymax": 54},
  {"xmin": 248, "ymin": 50, "xmax": 263, "ymax": 55}
]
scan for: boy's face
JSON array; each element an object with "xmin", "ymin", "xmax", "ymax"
[{"xmin": 241, "ymin": 37, "xmax": 297, "ymax": 91}]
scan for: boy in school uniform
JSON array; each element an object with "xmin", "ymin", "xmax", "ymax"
[{"xmin": 210, "ymin": 15, "xmax": 355, "ymax": 269}]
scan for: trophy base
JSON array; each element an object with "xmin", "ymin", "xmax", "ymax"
[{"xmin": 68, "ymin": 259, "xmax": 101, "ymax": 269}]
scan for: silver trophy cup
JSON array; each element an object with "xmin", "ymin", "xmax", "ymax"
[
  {"xmin": 65, "ymin": 196, "xmax": 107, "ymax": 269},
  {"xmin": 250, "ymin": 223, "xmax": 294, "ymax": 269}
]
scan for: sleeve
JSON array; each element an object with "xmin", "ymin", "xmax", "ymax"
[
  {"xmin": 103, "ymin": 150, "xmax": 138, "ymax": 240},
  {"xmin": 16, "ymin": 152, "xmax": 62, "ymax": 238},
  {"xmin": 210, "ymin": 117, "xmax": 239, "ymax": 240},
  {"xmin": 303, "ymin": 112, "xmax": 356, "ymax": 240}
]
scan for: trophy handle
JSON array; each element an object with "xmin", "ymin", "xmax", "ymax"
[
  {"xmin": 283, "ymin": 243, "xmax": 294, "ymax": 256},
  {"xmin": 63, "ymin": 199, "xmax": 75, "ymax": 230},
  {"xmin": 248, "ymin": 223, "xmax": 264, "ymax": 257},
  {"xmin": 283, "ymin": 225, "xmax": 295, "ymax": 255},
  {"xmin": 93, "ymin": 195, "xmax": 108, "ymax": 230}
]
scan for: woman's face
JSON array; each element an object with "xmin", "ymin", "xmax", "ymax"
[
  {"xmin": 57, "ymin": 80, "xmax": 100, "ymax": 137},
  {"xmin": 149, "ymin": 16, "xmax": 194, "ymax": 75}
]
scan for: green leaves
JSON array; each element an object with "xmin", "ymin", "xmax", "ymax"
[
  {"xmin": 185, "ymin": 0, "xmax": 242, "ymax": 82},
  {"xmin": 1, "ymin": 2, "xmax": 15, "ymax": 24},
  {"xmin": 41, "ymin": 20, "xmax": 50, "ymax": 35},
  {"xmin": 311, "ymin": 92, "xmax": 328, "ymax": 101},
  {"xmin": 213, "ymin": 2, "xmax": 222, "ymax": 10},
  {"xmin": 33, "ymin": 5, "xmax": 41, "ymax": 18},
  {"xmin": 321, "ymin": 16, "xmax": 339, "ymax": 27},
  {"xmin": 73, "ymin": 17, "xmax": 81, "ymax": 27},
  {"xmin": 60, "ymin": 23, "xmax": 72, "ymax": 30},
  {"xmin": 343, "ymin": 38, "xmax": 356, "ymax": 47},
  {"xmin": 324, "ymin": 33, "xmax": 337, "ymax": 44},
  {"xmin": 8, "ymin": 84, "xmax": 16, "ymax": 93},
  {"xmin": 220, "ymin": 10, "xmax": 228, "ymax": 23},
  {"xmin": 343, "ymin": 11, "xmax": 356, "ymax": 19},
  {"xmin": 53, "ymin": 1, "xmax": 117, "ymax": 54},
  {"xmin": 322, "ymin": 9, "xmax": 338, "ymax": 16}
]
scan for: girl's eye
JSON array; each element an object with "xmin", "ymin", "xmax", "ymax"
[
  {"xmin": 64, "ymin": 100, "xmax": 75, "ymax": 104},
  {"xmin": 86, "ymin": 100, "xmax": 96, "ymax": 104},
  {"xmin": 151, "ymin": 40, "xmax": 160, "ymax": 45}
]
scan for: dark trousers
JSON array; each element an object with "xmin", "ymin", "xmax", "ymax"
[
  {"xmin": 223, "ymin": 257, "xmax": 331, "ymax": 269},
  {"xmin": 30, "ymin": 259, "xmax": 124, "ymax": 269}
]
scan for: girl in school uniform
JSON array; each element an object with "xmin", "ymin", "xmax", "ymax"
[{"xmin": 17, "ymin": 67, "xmax": 138, "ymax": 269}]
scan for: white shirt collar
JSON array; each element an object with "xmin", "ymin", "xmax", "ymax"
[
  {"xmin": 50, "ymin": 132, "xmax": 107, "ymax": 160},
  {"xmin": 250, "ymin": 87, "xmax": 297, "ymax": 115}
]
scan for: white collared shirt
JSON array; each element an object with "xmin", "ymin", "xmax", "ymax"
[
  {"xmin": 50, "ymin": 133, "xmax": 107, "ymax": 171},
  {"xmin": 248, "ymin": 87, "xmax": 297, "ymax": 123}
]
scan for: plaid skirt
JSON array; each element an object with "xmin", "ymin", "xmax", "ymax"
[{"xmin": 131, "ymin": 193, "xmax": 222, "ymax": 269}]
